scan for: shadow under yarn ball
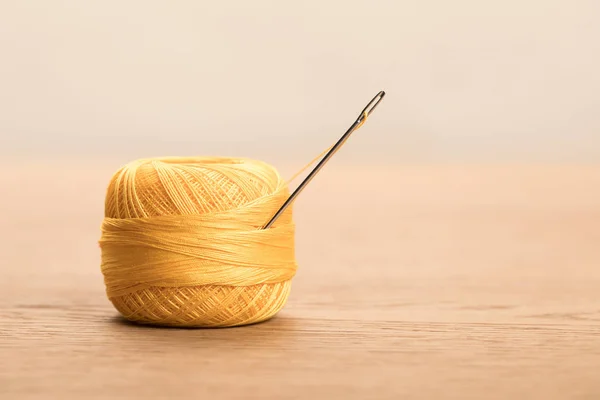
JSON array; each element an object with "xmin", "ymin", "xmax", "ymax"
[{"xmin": 99, "ymin": 157, "xmax": 297, "ymax": 328}]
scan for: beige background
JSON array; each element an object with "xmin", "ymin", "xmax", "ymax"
[
  {"xmin": 2, "ymin": 2, "xmax": 600, "ymax": 399},
  {"xmin": 1, "ymin": 0, "xmax": 599, "ymax": 164}
]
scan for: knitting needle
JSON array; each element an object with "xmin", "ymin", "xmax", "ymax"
[{"xmin": 263, "ymin": 90, "xmax": 386, "ymax": 229}]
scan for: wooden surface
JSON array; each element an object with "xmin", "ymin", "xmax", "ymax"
[{"xmin": 2, "ymin": 163, "xmax": 600, "ymax": 399}]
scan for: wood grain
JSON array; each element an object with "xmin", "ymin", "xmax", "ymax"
[{"xmin": 1, "ymin": 163, "xmax": 600, "ymax": 399}]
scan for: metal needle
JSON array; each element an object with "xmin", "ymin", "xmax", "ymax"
[{"xmin": 263, "ymin": 90, "xmax": 386, "ymax": 229}]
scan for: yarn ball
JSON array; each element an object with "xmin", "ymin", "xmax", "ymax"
[{"xmin": 99, "ymin": 157, "xmax": 296, "ymax": 327}]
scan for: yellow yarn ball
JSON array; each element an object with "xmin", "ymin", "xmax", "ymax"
[{"xmin": 99, "ymin": 156, "xmax": 297, "ymax": 327}]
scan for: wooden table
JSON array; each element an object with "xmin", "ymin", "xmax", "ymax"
[{"xmin": 2, "ymin": 163, "xmax": 599, "ymax": 399}]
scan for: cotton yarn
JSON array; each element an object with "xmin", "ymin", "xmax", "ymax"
[{"xmin": 99, "ymin": 156, "xmax": 297, "ymax": 327}]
